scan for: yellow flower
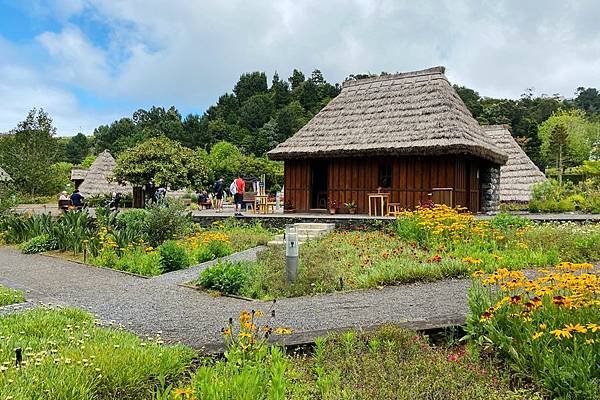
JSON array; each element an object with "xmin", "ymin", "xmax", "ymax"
[
  {"xmin": 532, "ymin": 332, "xmax": 544, "ymax": 340},
  {"xmin": 564, "ymin": 323, "xmax": 587, "ymax": 334},
  {"xmin": 585, "ymin": 339, "xmax": 596, "ymax": 345},
  {"xmin": 587, "ymin": 323, "xmax": 599, "ymax": 333},
  {"xmin": 539, "ymin": 323, "xmax": 547, "ymax": 331},
  {"xmin": 274, "ymin": 327, "xmax": 293, "ymax": 335},
  {"xmin": 550, "ymin": 329, "xmax": 572, "ymax": 340},
  {"xmin": 173, "ymin": 387, "xmax": 194, "ymax": 398}
]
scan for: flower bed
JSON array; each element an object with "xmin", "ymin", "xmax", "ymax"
[
  {"xmin": 156, "ymin": 313, "xmax": 539, "ymax": 400},
  {"xmin": 196, "ymin": 206, "xmax": 600, "ymax": 299},
  {"xmin": 0, "ymin": 306, "xmax": 194, "ymax": 400},
  {"xmin": 0, "ymin": 207, "xmax": 275, "ymax": 277},
  {"xmin": 0, "ymin": 284, "xmax": 24, "ymax": 307},
  {"xmin": 467, "ymin": 263, "xmax": 600, "ymax": 399}
]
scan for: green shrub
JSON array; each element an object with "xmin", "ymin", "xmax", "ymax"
[
  {"xmin": 395, "ymin": 214, "xmax": 429, "ymax": 245},
  {"xmin": 117, "ymin": 209, "xmax": 149, "ymax": 233},
  {"xmin": 490, "ymin": 212, "xmax": 532, "ymax": 232},
  {"xmin": 197, "ymin": 261, "xmax": 250, "ymax": 295},
  {"xmin": 144, "ymin": 202, "xmax": 193, "ymax": 246},
  {"xmin": 192, "ymin": 245, "xmax": 216, "ymax": 264},
  {"xmin": 207, "ymin": 239, "xmax": 233, "ymax": 258},
  {"xmin": 158, "ymin": 240, "xmax": 189, "ymax": 273},
  {"xmin": 52, "ymin": 211, "xmax": 94, "ymax": 253},
  {"xmin": 21, "ymin": 234, "xmax": 57, "ymax": 254}
]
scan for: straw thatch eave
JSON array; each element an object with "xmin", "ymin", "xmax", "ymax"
[
  {"xmin": 78, "ymin": 150, "xmax": 132, "ymax": 197},
  {"xmin": 483, "ymin": 125, "xmax": 546, "ymax": 202},
  {"xmin": 71, "ymin": 168, "xmax": 88, "ymax": 181},
  {"xmin": 268, "ymin": 66, "xmax": 508, "ymax": 165},
  {"xmin": 0, "ymin": 166, "xmax": 11, "ymax": 182}
]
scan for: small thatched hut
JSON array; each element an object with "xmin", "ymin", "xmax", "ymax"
[
  {"xmin": 78, "ymin": 150, "xmax": 132, "ymax": 198},
  {"xmin": 70, "ymin": 168, "xmax": 88, "ymax": 189},
  {"xmin": 483, "ymin": 125, "xmax": 546, "ymax": 202},
  {"xmin": 0, "ymin": 166, "xmax": 11, "ymax": 182},
  {"xmin": 268, "ymin": 66, "xmax": 508, "ymax": 213}
]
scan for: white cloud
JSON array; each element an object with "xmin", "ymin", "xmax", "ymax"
[{"xmin": 2, "ymin": 0, "xmax": 600, "ymax": 135}]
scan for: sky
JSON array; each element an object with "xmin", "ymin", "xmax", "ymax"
[{"xmin": 0, "ymin": 0, "xmax": 599, "ymax": 136}]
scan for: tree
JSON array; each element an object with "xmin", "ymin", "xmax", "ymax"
[
  {"xmin": 206, "ymin": 141, "xmax": 244, "ymax": 184},
  {"xmin": 539, "ymin": 109, "xmax": 597, "ymax": 168},
  {"xmin": 288, "ymin": 69, "xmax": 305, "ymax": 91},
  {"xmin": 233, "ymin": 72, "xmax": 268, "ymax": 103},
  {"xmin": 276, "ymin": 101, "xmax": 308, "ymax": 141},
  {"xmin": 114, "ymin": 137, "xmax": 209, "ymax": 192},
  {"xmin": 0, "ymin": 108, "xmax": 58, "ymax": 196},
  {"xmin": 546, "ymin": 123, "xmax": 569, "ymax": 185},
  {"xmin": 271, "ymin": 72, "xmax": 290, "ymax": 109},
  {"xmin": 238, "ymin": 94, "xmax": 273, "ymax": 131},
  {"xmin": 574, "ymin": 87, "xmax": 600, "ymax": 115},
  {"xmin": 65, "ymin": 133, "xmax": 90, "ymax": 164}
]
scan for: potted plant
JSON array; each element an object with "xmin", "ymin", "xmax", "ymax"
[
  {"xmin": 327, "ymin": 199, "xmax": 338, "ymax": 215},
  {"xmin": 284, "ymin": 200, "xmax": 295, "ymax": 213},
  {"xmin": 344, "ymin": 200, "xmax": 357, "ymax": 214}
]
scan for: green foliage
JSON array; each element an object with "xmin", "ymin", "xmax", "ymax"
[
  {"xmin": 466, "ymin": 266, "xmax": 599, "ymax": 400},
  {"xmin": 0, "ymin": 181, "xmax": 18, "ymax": 217},
  {"xmin": 114, "ymin": 136, "xmax": 209, "ymax": 191},
  {"xmin": 1, "ymin": 212, "xmax": 54, "ymax": 244},
  {"xmin": 539, "ymin": 109, "xmax": 598, "ymax": 167},
  {"xmin": 529, "ymin": 179, "xmax": 600, "ymax": 213},
  {"xmin": 197, "ymin": 261, "xmax": 250, "ymax": 295},
  {"xmin": 64, "ymin": 132, "xmax": 90, "ymax": 164},
  {"xmin": 489, "ymin": 213, "xmax": 532, "ymax": 232},
  {"xmin": 0, "ymin": 108, "xmax": 58, "ymax": 196},
  {"xmin": 21, "ymin": 234, "xmax": 57, "ymax": 254},
  {"xmin": 79, "ymin": 154, "xmax": 96, "ymax": 168},
  {"xmin": 48, "ymin": 162, "xmax": 75, "ymax": 194},
  {"xmin": 158, "ymin": 240, "xmax": 189, "ymax": 273},
  {"xmin": 143, "ymin": 202, "xmax": 193, "ymax": 246},
  {"xmin": 0, "ymin": 284, "xmax": 25, "ymax": 306},
  {"xmin": 51, "ymin": 211, "xmax": 95, "ymax": 253},
  {"xmin": 0, "ymin": 307, "xmax": 194, "ymax": 400}
]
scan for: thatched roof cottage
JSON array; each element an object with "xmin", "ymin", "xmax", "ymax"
[
  {"xmin": 78, "ymin": 150, "xmax": 132, "ymax": 198},
  {"xmin": 0, "ymin": 166, "xmax": 11, "ymax": 182},
  {"xmin": 482, "ymin": 125, "xmax": 546, "ymax": 202},
  {"xmin": 268, "ymin": 66, "xmax": 508, "ymax": 213}
]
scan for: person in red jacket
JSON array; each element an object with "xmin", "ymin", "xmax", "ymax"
[{"xmin": 233, "ymin": 174, "xmax": 245, "ymax": 216}]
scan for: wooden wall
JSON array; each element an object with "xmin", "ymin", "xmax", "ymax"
[{"xmin": 284, "ymin": 156, "xmax": 482, "ymax": 213}]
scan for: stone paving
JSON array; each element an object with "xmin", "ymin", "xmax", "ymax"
[{"xmin": 0, "ymin": 246, "xmax": 469, "ymax": 352}]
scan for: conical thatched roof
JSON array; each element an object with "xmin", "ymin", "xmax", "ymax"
[
  {"xmin": 0, "ymin": 166, "xmax": 11, "ymax": 182},
  {"xmin": 483, "ymin": 125, "xmax": 546, "ymax": 202},
  {"xmin": 268, "ymin": 66, "xmax": 507, "ymax": 165},
  {"xmin": 78, "ymin": 150, "xmax": 132, "ymax": 197}
]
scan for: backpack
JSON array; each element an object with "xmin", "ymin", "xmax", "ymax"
[
  {"xmin": 229, "ymin": 181, "xmax": 237, "ymax": 195},
  {"xmin": 213, "ymin": 180, "xmax": 222, "ymax": 193}
]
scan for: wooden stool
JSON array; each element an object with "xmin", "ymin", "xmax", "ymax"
[{"xmin": 387, "ymin": 203, "xmax": 402, "ymax": 216}]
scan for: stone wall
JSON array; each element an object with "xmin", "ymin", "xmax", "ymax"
[{"xmin": 480, "ymin": 165, "xmax": 500, "ymax": 214}]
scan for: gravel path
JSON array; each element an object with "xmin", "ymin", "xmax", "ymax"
[{"xmin": 0, "ymin": 247, "xmax": 470, "ymax": 352}]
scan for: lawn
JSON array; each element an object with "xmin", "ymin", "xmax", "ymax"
[
  {"xmin": 0, "ymin": 205, "xmax": 276, "ymax": 277},
  {"xmin": 0, "ymin": 306, "xmax": 195, "ymax": 400},
  {"xmin": 196, "ymin": 206, "xmax": 600, "ymax": 299},
  {"xmin": 0, "ymin": 284, "xmax": 24, "ymax": 307}
]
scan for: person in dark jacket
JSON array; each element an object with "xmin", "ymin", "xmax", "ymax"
[{"xmin": 70, "ymin": 189, "xmax": 84, "ymax": 210}]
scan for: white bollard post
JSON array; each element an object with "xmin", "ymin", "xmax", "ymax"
[
  {"xmin": 275, "ymin": 192, "xmax": 281, "ymax": 212},
  {"xmin": 285, "ymin": 225, "xmax": 299, "ymax": 283}
]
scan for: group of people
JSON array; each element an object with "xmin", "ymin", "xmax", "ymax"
[
  {"xmin": 211, "ymin": 174, "xmax": 245, "ymax": 216},
  {"xmin": 58, "ymin": 189, "xmax": 84, "ymax": 212},
  {"xmin": 58, "ymin": 190, "xmax": 122, "ymax": 212}
]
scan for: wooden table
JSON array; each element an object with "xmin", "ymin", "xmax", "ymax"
[
  {"xmin": 254, "ymin": 195, "xmax": 275, "ymax": 214},
  {"xmin": 368, "ymin": 193, "xmax": 390, "ymax": 216}
]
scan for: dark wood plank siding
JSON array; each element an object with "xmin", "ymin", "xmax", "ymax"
[{"xmin": 283, "ymin": 156, "xmax": 481, "ymax": 213}]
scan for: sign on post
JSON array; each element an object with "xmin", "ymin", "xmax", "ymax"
[{"xmin": 285, "ymin": 225, "xmax": 299, "ymax": 283}]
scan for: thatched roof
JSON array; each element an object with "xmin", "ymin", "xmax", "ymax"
[
  {"xmin": 483, "ymin": 125, "xmax": 546, "ymax": 202},
  {"xmin": 71, "ymin": 168, "xmax": 88, "ymax": 181},
  {"xmin": 268, "ymin": 66, "xmax": 507, "ymax": 165},
  {"xmin": 78, "ymin": 150, "xmax": 132, "ymax": 197},
  {"xmin": 0, "ymin": 166, "xmax": 11, "ymax": 182}
]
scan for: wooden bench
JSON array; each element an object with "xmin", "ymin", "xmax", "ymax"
[
  {"xmin": 58, "ymin": 199, "xmax": 71, "ymax": 212},
  {"xmin": 387, "ymin": 202, "xmax": 402, "ymax": 216}
]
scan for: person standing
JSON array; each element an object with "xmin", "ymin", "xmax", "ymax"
[
  {"xmin": 213, "ymin": 177, "xmax": 225, "ymax": 212},
  {"xmin": 233, "ymin": 174, "xmax": 245, "ymax": 216}
]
